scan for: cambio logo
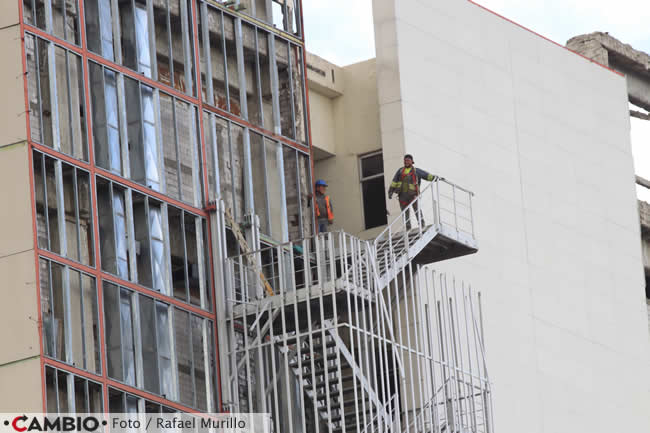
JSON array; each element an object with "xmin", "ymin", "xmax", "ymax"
[{"xmin": 3, "ymin": 416, "xmax": 104, "ymax": 432}]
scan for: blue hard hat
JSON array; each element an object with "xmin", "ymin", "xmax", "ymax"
[{"xmin": 315, "ymin": 179, "xmax": 328, "ymax": 187}]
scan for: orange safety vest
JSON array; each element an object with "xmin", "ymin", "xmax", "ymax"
[
  {"xmin": 400, "ymin": 167, "xmax": 419, "ymax": 195},
  {"xmin": 316, "ymin": 195, "xmax": 334, "ymax": 220}
]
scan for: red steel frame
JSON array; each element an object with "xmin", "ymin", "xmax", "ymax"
[{"xmin": 17, "ymin": 0, "xmax": 310, "ymax": 414}]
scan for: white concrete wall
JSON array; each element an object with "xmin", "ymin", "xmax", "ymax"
[{"xmin": 373, "ymin": 0, "xmax": 650, "ymax": 431}]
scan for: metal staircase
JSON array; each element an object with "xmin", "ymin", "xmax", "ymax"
[{"xmin": 215, "ymin": 178, "xmax": 493, "ymax": 433}]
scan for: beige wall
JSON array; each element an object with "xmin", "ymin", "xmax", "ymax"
[
  {"xmin": 309, "ymin": 91, "xmax": 337, "ymax": 157},
  {"xmin": 310, "ymin": 59, "xmax": 384, "ymax": 237},
  {"xmin": 0, "ymin": 3, "xmax": 27, "ymax": 147},
  {"xmin": 0, "ymin": 142, "xmax": 41, "ymax": 412}
]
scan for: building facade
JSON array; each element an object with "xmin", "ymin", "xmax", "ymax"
[
  {"xmin": 309, "ymin": 0, "xmax": 650, "ymax": 432},
  {"xmin": 2, "ymin": 0, "xmax": 313, "ymax": 416}
]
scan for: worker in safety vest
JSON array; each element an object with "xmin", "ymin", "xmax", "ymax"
[
  {"xmin": 313, "ymin": 179, "xmax": 334, "ymax": 233},
  {"xmin": 388, "ymin": 154, "xmax": 441, "ymax": 230}
]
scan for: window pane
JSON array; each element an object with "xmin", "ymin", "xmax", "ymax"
[
  {"xmin": 191, "ymin": 315, "xmax": 207, "ymax": 411},
  {"xmin": 174, "ymin": 308, "xmax": 194, "ymax": 406},
  {"xmin": 103, "ymin": 281, "xmax": 123, "ymax": 381},
  {"xmin": 361, "ymin": 153, "xmax": 384, "ymax": 179},
  {"xmin": 149, "ymin": 204, "xmax": 165, "ymax": 293},
  {"xmin": 168, "ymin": 206, "xmax": 187, "ymax": 301},
  {"xmin": 120, "ymin": 288, "xmax": 136, "ymax": 386},
  {"xmin": 133, "ymin": 193, "xmax": 152, "ymax": 288},
  {"xmin": 139, "ymin": 295, "xmax": 160, "ymax": 394},
  {"xmin": 185, "ymin": 215, "xmax": 200, "ymax": 307}
]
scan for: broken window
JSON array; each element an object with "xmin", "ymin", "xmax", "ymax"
[
  {"xmin": 138, "ymin": 295, "xmax": 175, "ymax": 399},
  {"xmin": 275, "ymin": 37, "xmax": 294, "ymax": 140},
  {"xmin": 160, "ymin": 94, "xmax": 202, "ymax": 206},
  {"xmin": 23, "ymin": 0, "xmax": 81, "ymax": 44},
  {"xmin": 200, "ymin": 5, "xmax": 229, "ymax": 110},
  {"xmin": 85, "ymin": 0, "xmax": 195, "ymax": 94},
  {"xmin": 96, "ymin": 177, "xmax": 210, "ymax": 306},
  {"xmin": 291, "ymin": 45, "xmax": 307, "ymax": 144},
  {"xmin": 242, "ymin": 22, "xmax": 262, "ymax": 124},
  {"xmin": 97, "ymin": 178, "xmax": 130, "ymax": 279},
  {"xmin": 39, "ymin": 258, "xmax": 100, "ymax": 373},
  {"xmin": 104, "ymin": 282, "xmax": 137, "ymax": 386},
  {"xmin": 360, "ymin": 151, "xmax": 388, "ymax": 230},
  {"xmin": 173, "ymin": 308, "xmax": 216, "ymax": 411},
  {"xmin": 168, "ymin": 205, "xmax": 210, "ymax": 309},
  {"xmin": 125, "ymin": 78, "xmax": 162, "ymax": 192},
  {"xmin": 89, "ymin": 62, "xmax": 123, "ymax": 174},
  {"xmin": 33, "ymin": 151, "xmax": 94, "ymax": 266},
  {"xmin": 84, "ymin": 0, "xmax": 114, "ymax": 60},
  {"xmin": 108, "ymin": 387, "xmax": 178, "ymax": 413},
  {"xmin": 283, "ymin": 146, "xmax": 301, "ymax": 240},
  {"xmin": 45, "ymin": 366, "xmax": 103, "ymax": 413},
  {"xmin": 233, "ymin": 0, "xmax": 301, "ymax": 37},
  {"xmin": 25, "ymin": 34, "xmax": 88, "ymax": 161},
  {"xmin": 104, "ymin": 282, "xmax": 215, "ymax": 409}
]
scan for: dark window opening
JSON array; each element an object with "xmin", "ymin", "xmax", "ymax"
[{"xmin": 360, "ymin": 152, "xmax": 388, "ymax": 230}]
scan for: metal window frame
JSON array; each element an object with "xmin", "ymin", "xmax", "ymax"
[{"xmin": 21, "ymin": 0, "xmax": 310, "ymax": 415}]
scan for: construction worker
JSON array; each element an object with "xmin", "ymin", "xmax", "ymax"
[
  {"xmin": 313, "ymin": 179, "xmax": 334, "ymax": 233},
  {"xmin": 388, "ymin": 154, "xmax": 441, "ymax": 230}
]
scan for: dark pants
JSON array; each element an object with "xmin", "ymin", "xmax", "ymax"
[
  {"xmin": 318, "ymin": 220, "xmax": 329, "ymax": 234},
  {"xmin": 399, "ymin": 196, "xmax": 424, "ymax": 230}
]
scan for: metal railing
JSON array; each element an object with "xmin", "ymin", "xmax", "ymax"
[
  {"xmin": 372, "ymin": 178, "xmax": 475, "ymax": 285},
  {"xmin": 225, "ymin": 231, "xmax": 372, "ymax": 305}
]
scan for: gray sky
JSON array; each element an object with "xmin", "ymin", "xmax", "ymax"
[{"xmin": 302, "ymin": 0, "xmax": 650, "ymax": 201}]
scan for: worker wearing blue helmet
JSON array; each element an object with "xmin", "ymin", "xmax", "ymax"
[{"xmin": 313, "ymin": 179, "xmax": 333, "ymax": 233}]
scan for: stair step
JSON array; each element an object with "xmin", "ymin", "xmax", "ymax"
[
  {"xmin": 316, "ymin": 390, "xmax": 340, "ymax": 400},
  {"xmin": 301, "ymin": 340, "xmax": 336, "ymax": 353},
  {"xmin": 289, "ymin": 352, "xmax": 338, "ymax": 368}
]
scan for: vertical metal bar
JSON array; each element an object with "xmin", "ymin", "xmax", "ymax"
[
  {"xmin": 268, "ymin": 35, "xmax": 281, "ymax": 135},
  {"xmin": 242, "ymin": 129, "xmax": 255, "ymax": 214},
  {"xmin": 124, "ymin": 188, "xmax": 138, "ymax": 282},
  {"xmin": 116, "ymin": 74, "xmax": 131, "ymax": 178},
  {"xmin": 54, "ymin": 160, "xmax": 67, "ymax": 256},
  {"xmin": 200, "ymin": 1, "xmax": 214, "ymax": 103},
  {"xmin": 219, "ymin": 10, "xmax": 231, "ymax": 111},
  {"xmin": 179, "ymin": 0, "xmax": 194, "ymax": 94},
  {"xmin": 44, "ymin": 0, "xmax": 53, "ymax": 32},
  {"xmin": 254, "ymin": 28, "xmax": 264, "ymax": 127},
  {"xmin": 32, "ymin": 36, "xmax": 45, "ymax": 144},
  {"xmin": 276, "ymin": 142, "xmax": 289, "ymax": 242},
  {"xmin": 47, "ymin": 43, "xmax": 61, "ymax": 151},
  {"xmin": 287, "ymin": 43, "xmax": 297, "ymax": 140},
  {"xmin": 146, "ymin": 0, "xmax": 158, "ymax": 81},
  {"xmin": 63, "ymin": 50, "xmax": 75, "ymax": 157},
  {"xmin": 234, "ymin": 18, "xmax": 248, "ymax": 119},
  {"xmin": 109, "ymin": 0, "xmax": 122, "ymax": 63},
  {"xmin": 196, "ymin": 215, "xmax": 208, "ymax": 309},
  {"xmin": 170, "ymin": 97, "xmax": 182, "ymax": 200},
  {"xmin": 180, "ymin": 211, "xmax": 190, "ymax": 302},
  {"xmin": 452, "ymin": 185, "xmax": 458, "ymax": 233}
]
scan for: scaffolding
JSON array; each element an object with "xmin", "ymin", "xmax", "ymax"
[{"xmin": 213, "ymin": 178, "xmax": 492, "ymax": 433}]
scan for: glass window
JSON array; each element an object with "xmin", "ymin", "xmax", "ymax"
[
  {"xmin": 33, "ymin": 151, "xmax": 94, "ymax": 266},
  {"xmin": 89, "ymin": 62, "xmax": 122, "ymax": 174},
  {"xmin": 103, "ymin": 282, "xmax": 137, "ymax": 386},
  {"xmin": 45, "ymin": 366, "xmax": 103, "ymax": 413},
  {"xmin": 43, "ymin": 264, "xmax": 102, "ymax": 374},
  {"xmin": 23, "ymin": 0, "xmax": 81, "ymax": 44},
  {"xmin": 25, "ymin": 34, "xmax": 88, "ymax": 161}
]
